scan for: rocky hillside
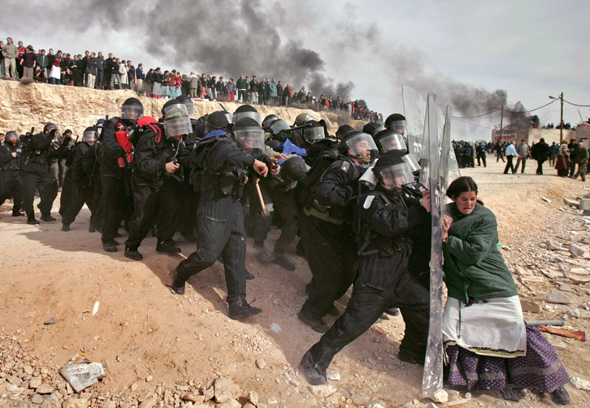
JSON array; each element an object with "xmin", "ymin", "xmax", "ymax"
[{"xmin": 0, "ymin": 80, "xmax": 359, "ymax": 136}]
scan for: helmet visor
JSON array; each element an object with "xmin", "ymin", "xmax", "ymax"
[
  {"xmin": 345, "ymin": 133, "xmax": 378, "ymax": 158},
  {"xmin": 181, "ymin": 100, "xmax": 195, "ymax": 116},
  {"xmin": 164, "ymin": 116, "xmax": 192, "ymax": 138},
  {"xmin": 389, "ymin": 119, "xmax": 406, "ymax": 135},
  {"xmin": 402, "ymin": 153, "xmax": 421, "ymax": 173},
  {"xmin": 379, "ymin": 134, "xmax": 407, "ymax": 153},
  {"xmin": 6, "ymin": 132, "xmax": 18, "ymax": 144},
  {"xmin": 235, "ymin": 127, "xmax": 265, "ymax": 149},
  {"xmin": 304, "ymin": 126, "xmax": 326, "ymax": 142},
  {"xmin": 378, "ymin": 163, "xmax": 413, "ymax": 189},
  {"xmin": 83, "ymin": 130, "xmax": 97, "ymax": 143},
  {"xmin": 233, "ymin": 111, "xmax": 262, "ymax": 125},
  {"xmin": 269, "ymin": 120, "xmax": 290, "ymax": 135},
  {"xmin": 121, "ymin": 104, "xmax": 144, "ymax": 120}
]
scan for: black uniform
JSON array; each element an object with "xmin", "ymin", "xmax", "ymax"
[
  {"xmin": 61, "ymin": 142, "xmax": 100, "ymax": 228},
  {"xmin": 299, "ymin": 158, "xmax": 361, "ymax": 322},
  {"xmin": 0, "ymin": 142, "xmax": 24, "ymax": 215},
  {"xmin": 124, "ymin": 124, "xmax": 188, "ymax": 252},
  {"xmin": 301, "ymin": 184, "xmax": 430, "ymax": 383},
  {"xmin": 21, "ymin": 133, "xmax": 71, "ymax": 221},
  {"xmin": 99, "ymin": 118, "xmax": 135, "ymax": 246},
  {"xmin": 81, "ymin": 142, "xmax": 103, "ymax": 232},
  {"xmin": 172, "ymin": 130, "xmax": 259, "ymax": 306}
]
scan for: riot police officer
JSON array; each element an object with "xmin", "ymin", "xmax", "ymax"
[
  {"xmin": 0, "ymin": 131, "xmax": 24, "ymax": 216},
  {"xmin": 169, "ymin": 112, "xmax": 269, "ymax": 320},
  {"xmin": 300, "ymin": 150, "xmax": 431, "ymax": 385},
  {"xmin": 21, "ymin": 124, "xmax": 71, "ymax": 224},
  {"xmin": 99, "ymin": 98, "xmax": 143, "ymax": 252}
]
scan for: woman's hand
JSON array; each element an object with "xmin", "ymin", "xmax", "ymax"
[{"xmin": 442, "ymin": 214, "xmax": 453, "ymax": 240}]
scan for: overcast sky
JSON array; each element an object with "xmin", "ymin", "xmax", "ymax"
[{"xmin": 1, "ymin": 0, "xmax": 588, "ymax": 140}]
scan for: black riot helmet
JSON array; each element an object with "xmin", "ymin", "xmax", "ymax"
[
  {"xmin": 362, "ymin": 122, "xmax": 385, "ymax": 136},
  {"xmin": 121, "ymin": 97, "xmax": 144, "ymax": 121},
  {"xmin": 372, "ymin": 150, "xmax": 413, "ymax": 190},
  {"xmin": 338, "ymin": 131, "xmax": 378, "ymax": 163},
  {"xmin": 280, "ymin": 156, "xmax": 308, "ymax": 182},
  {"xmin": 335, "ymin": 124, "xmax": 355, "ymax": 140},
  {"xmin": 205, "ymin": 111, "xmax": 230, "ymax": 134},
  {"xmin": 294, "ymin": 112, "xmax": 317, "ymax": 127},
  {"xmin": 373, "ymin": 129, "xmax": 407, "ymax": 153},
  {"xmin": 268, "ymin": 119, "xmax": 290, "ymax": 137},
  {"xmin": 303, "ymin": 120, "xmax": 326, "ymax": 143},
  {"xmin": 5, "ymin": 131, "xmax": 18, "ymax": 145},
  {"xmin": 176, "ymin": 95, "xmax": 195, "ymax": 116},
  {"xmin": 233, "ymin": 104, "xmax": 262, "ymax": 125},
  {"xmin": 83, "ymin": 127, "xmax": 98, "ymax": 145},
  {"xmin": 385, "ymin": 113, "xmax": 406, "ymax": 135},
  {"xmin": 262, "ymin": 114, "xmax": 280, "ymax": 131},
  {"xmin": 233, "ymin": 117, "xmax": 264, "ymax": 150},
  {"xmin": 163, "ymin": 103, "xmax": 192, "ymax": 140},
  {"xmin": 43, "ymin": 123, "xmax": 59, "ymax": 136}
]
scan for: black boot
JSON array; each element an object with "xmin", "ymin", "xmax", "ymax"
[
  {"xmin": 167, "ymin": 268, "xmax": 185, "ymax": 295},
  {"xmin": 12, "ymin": 211, "xmax": 25, "ymax": 217},
  {"xmin": 102, "ymin": 240, "xmax": 117, "ymax": 252},
  {"xmin": 298, "ymin": 310, "xmax": 329, "ymax": 333},
  {"xmin": 299, "ymin": 351, "xmax": 327, "ymax": 385},
  {"xmin": 27, "ymin": 217, "xmax": 40, "ymax": 225},
  {"xmin": 156, "ymin": 240, "xmax": 181, "ymax": 254},
  {"xmin": 61, "ymin": 223, "xmax": 70, "ymax": 231},
  {"xmin": 272, "ymin": 252, "xmax": 296, "ymax": 271},
  {"xmin": 124, "ymin": 247, "xmax": 143, "ymax": 260},
  {"xmin": 41, "ymin": 214, "xmax": 56, "ymax": 222},
  {"xmin": 550, "ymin": 387, "xmax": 571, "ymax": 405},
  {"xmin": 228, "ymin": 297, "xmax": 261, "ymax": 320}
]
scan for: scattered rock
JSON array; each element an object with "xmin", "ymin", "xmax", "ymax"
[
  {"xmin": 203, "ymin": 386, "xmax": 214, "ymax": 401},
  {"xmin": 217, "ymin": 400, "xmax": 241, "ymax": 408},
  {"xmin": 542, "ymin": 197, "xmax": 552, "ymax": 203},
  {"xmin": 8, "ymin": 376, "xmax": 23, "ymax": 387},
  {"xmin": 564, "ymin": 198, "xmax": 580, "ymax": 208},
  {"xmin": 549, "ymin": 340, "xmax": 567, "ymax": 351},
  {"xmin": 214, "ymin": 377, "xmax": 240, "ymax": 403},
  {"xmin": 63, "ymin": 397, "xmax": 90, "ymax": 408},
  {"xmin": 308, "ymin": 384, "xmax": 337, "ymax": 398},
  {"xmin": 546, "ymin": 290, "xmax": 572, "ymax": 305},
  {"xmin": 428, "ymin": 389, "xmax": 448, "ymax": 404},
  {"xmin": 566, "ymin": 308, "xmax": 580, "ymax": 318},
  {"xmin": 520, "ymin": 299, "xmax": 542, "ymax": 313},
  {"xmin": 29, "ymin": 378, "xmax": 43, "ymax": 389},
  {"xmin": 248, "ymin": 391, "xmax": 259, "ymax": 406},
  {"xmin": 31, "ymin": 394, "xmax": 44, "ymax": 404},
  {"xmin": 367, "ymin": 357, "xmax": 377, "ymax": 365},
  {"xmin": 546, "ymin": 240, "xmax": 562, "ymax": 251},
  {"xmin": 43, "ymin": 317, "xmax": 56, "ymax": 325},
  {"xmin": 100, "ymin": 400, "xmax": 117, "ymax": 408},
  {"xmin": 570, "ymin": 243, "xmax": 586, "ymax": 257},
  {"xmin": 36, "ymin": 384, "xmax": 54, "ymax": 395},
  {"xmin": 130, "ymin": 383, "xmax": 138, "ymax": 392},
  {"xmin": 243, "ymin": 404, "xmax": 256, "ymax": 408},
  {"xmin": 138, "ymin": 397, "xmax": 156, "ymax": 408},
  {"xmin": 364, "ymin": 403, "xmax": 386, "ymax": 408},
  {"xmin": 256, "ymin": 358, "xmax": 267, "ymax": 370},
  {"xmin": 327, "ymin": 372, "xmax": 341, "ymax": 381},
  {"xmin": 571, "ymin": 377, "xmax": 590, "ymax": 391},
  {"xmin": 40, "ymin": 393, "xmax": 62, "ymax": 408},
  {"xmin": 183, "ymin": 394, "xmax": 204, "ymax": 404},
  {"xmin": 559, "ymin": 283, "xmax": 575, "ymax": 293}
]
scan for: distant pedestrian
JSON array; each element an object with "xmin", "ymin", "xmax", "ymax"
[
  {"xmin": 504, "ymin": 141, "xmax": 518, "ymax": 174},
  {"xmin": 531, "ymin": 138, "xmax": 550, "ymax": 175},
  {"xmin": 514, "ymin": 139, "xmax": 530, "ymax": 174}
]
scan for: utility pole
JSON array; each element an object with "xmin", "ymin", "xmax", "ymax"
[
  {"xmin": 498, "ymin": 105, "xmax": 504, "ymax": 143},
  {"xmin": 559, "ymin": 92, "xmax": 564, "ymax": 142}
]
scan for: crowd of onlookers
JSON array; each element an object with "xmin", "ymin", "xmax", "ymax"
[{"xmin": 0, "ymin": 37, "xmax": 383, "ymax": 124}]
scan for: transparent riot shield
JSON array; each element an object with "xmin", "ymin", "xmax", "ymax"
[
  {"xmin": 402, "ymin": 85, "xmax": 427, "ymax": 163},
  {"xmin": 420, "ymin": 93, "xmax": 444, "ymax": 399}
]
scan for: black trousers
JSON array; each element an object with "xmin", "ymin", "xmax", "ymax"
[
  {"xmin": 514, "ymin": 157, "xmax": 527, "ymax": 173},
  {"xmin": 100, "ymin": 171, "xmax": 133, "ymax": 243},
  {"xmin": 249, "ymin": 184, "xmax": 300, "ymax": 254},
  {"xmin": 305, "ymin": 251, "xmax": 430, "ymax": 372},
  {"xmin": 125, "ymin": 180, "xmax": 180, "ymax": 250},
  {"xmin": 61, "ymin": 180, "xmax": 100, "ymax": 226},
  {"xmin": 503, "ymin": 156, "xmax": 515, "ymax": 174},
  {"xmin": 59, "ymin": 171, "xmax": 75, "ymax": 217},
  {"xmin": 22, "ymin": 171, "xmax": 58, "ymax": 219},
  {"xmin": 177, "ymin": 181, "xmax": 199, "ymax": 238},
  {"xmin": 476, "ymin": 155, "xmax": 486, "ymax": 167},
  {"xmin": 536, "ymin": 159, "xmax": 545, "ymax": 175},
  {"xmin": 174, "ymin": 190, "xmax": 247, "ymax": 303},
  {"xmin": 0, "ymin": 171, "xmax": 24, "ymax": 213},
  {"xmin": 299, "ymin": 213, "xmax": 358, "ymax": 320},
  {"xmin": 95, "ymin": 71, "xmax": 104, "ymax": 89}
]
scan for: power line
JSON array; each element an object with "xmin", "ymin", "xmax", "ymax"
[
  {"xmin": 563, "ymin": 98, "xmax": 590, "ymax": 107},
  {"xmin": 451, "ymin": 98, "xmax": 558, "ymax": 119},
  {"xmin": 503, "ymin": 98, "xmax": 558, "ymax": 114},
  {"xmin": 451, "ymin": 108, "xmax": 500, "ymax": 119},
  {"xmin": 453, "ymin": 118, "xmax": 496, "ymax": 130}
]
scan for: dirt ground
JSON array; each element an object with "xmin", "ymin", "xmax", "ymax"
[{"xmin": 1, "ymin": 156, "xmax": 590, "ymax": 408}]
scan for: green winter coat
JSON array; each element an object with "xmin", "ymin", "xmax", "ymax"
[{"xmin": 443, "ymin": 202, "xmax": 518, "ymax": 302}]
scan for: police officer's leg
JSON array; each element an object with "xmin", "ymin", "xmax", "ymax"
[
  {"xmin": 301, "ymin": 281, "xmax": 392, "ymax": 384},
  {"xmin": 155, "ymin": 182, "xmax": 181, "ymax": 250},
  {"xmin": 482, "ymin": 155, "xmax": 487, "ymax": 167},
  {"xmin": 392, "ymin": 272, "xmax": 430, "ymax": 364},
  {"xmin": 271, "ymin": 190, "xmax": 299, "ymax": 255},
  {"xmin": 11, "ymin": 175, "xmax": 24, "ymax": 215},
  {"xmin": 177, "ymin": 182, "xmax": 197, "ymax": 240},
  {"xmin": 59, "ymin": 171, "xmax": 75, "ymax": 218},
  {"xmin": 61, "ymin": 183, "xmax": 85, "ymax": 228},
  {"xmin": 220, "ymin": 200, "xmax": 248, "ymax": 304},
  {"xmin": 21, "ymin": 172, "xmax": 39, "ymax": 220},
  {"xmin": 90, "ymin": 180, "xmax": 103, "ymax": 232},
  {"xmin": 100, "ymin": 174, "xmax": 123, "ymax": 245},
  {"xmin": 172, "ymin": 192, "xmax": 233, "ymax": 290},
  {"xmin": 38, "ymin": 171, "xmax": 58, "ymax": 219},
  {"xmin": 125, "ymin": 182, "xmax": 158, "ymax": 256}
]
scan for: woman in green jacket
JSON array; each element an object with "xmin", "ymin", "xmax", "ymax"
[{"xmin": 441, "ymin": 176, "xmax": 571, "ymax": 406}]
